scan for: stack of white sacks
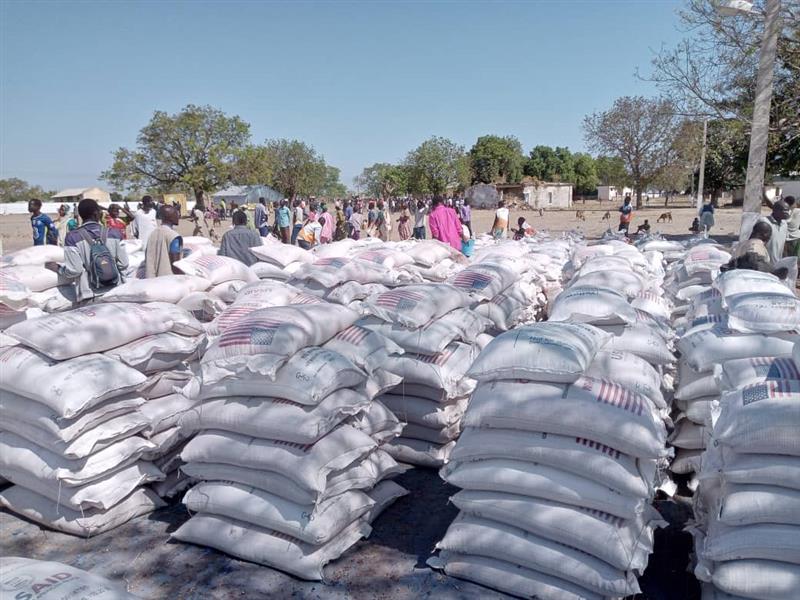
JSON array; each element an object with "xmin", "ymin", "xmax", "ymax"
[
  {"xmin": 681, "ymin": 267, "xmax": 800, "ymax": 600},
  {"xmin": 97, "ymin": 274, "xmax": 221, "ymax": 498},
  {"xmin": 430, "ymin": 240, "xmax": 672, "ymax": 599},
  {"xmin": 0, "ymin": 301, "xmax": 205, "ymax": 536},
  {"xmin": 430, "ymin": 321, "xmax": 669, "ymax": 599},
  {"xmin": 172, "ymin": 288, "xmax": 409, "ymax": 580},
  {"xmin": 663, "ymin": 242, "xmax": 734, "ymax": 482},
  {"xmin": 358, "ymin": 281, "xmax": 484, "ymax": 467}
]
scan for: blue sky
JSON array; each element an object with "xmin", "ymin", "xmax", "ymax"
[{"xmin": 1, "ymin": 0, "xmax": 684, "ymax": 192}]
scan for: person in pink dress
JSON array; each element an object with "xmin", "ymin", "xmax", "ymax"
[
  {"xmin": 319, "ymin": 204, "xmax": 334, "ymax": 243},
  {"xmin": 427, "ymin": 196, "xmax": 462, "ymax": 250}
]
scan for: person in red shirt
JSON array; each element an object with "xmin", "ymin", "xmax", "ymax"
[{"xmin": 105, "ymin": 204, "xmax": 129, "ymax": 240}]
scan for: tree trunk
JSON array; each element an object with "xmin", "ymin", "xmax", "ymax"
[
  {"xmin": 194, "ymin": 188, "xmax": 205, "ymax": 209},
  {"xmin": 635, "ymin": 187, "xmax": 643, "ymax": 210}
]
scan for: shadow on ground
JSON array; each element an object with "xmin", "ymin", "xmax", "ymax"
[{"xmin": 1, "ymin": 470, "xmax": 700, "ymax": 599}]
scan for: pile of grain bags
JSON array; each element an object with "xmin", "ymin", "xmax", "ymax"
[
  {"xmin": 0, "ymin": 246, "xmax": 78, "ymax": 318},
  {"xmin": 671, "ymin": 261, "xmax": 797, "ymax": 487},
  {"xmin": 94, "ymin": 275, "xmax": 217, "ymax": 498},
  {"xmin": 358, "ymin": 283, "xmax": 481, "ymax": 467},
  {"xmin": 0, "ymin": 302, "xmax": 197, "ymax": 536},
  {"xmin": 172, "ymin": 298, "xmax": 408, "ymax": 580},
  {"xmin": 290, "ymin": 245, "xmax": 424, "ymax": 310},
  {"xmin": 430, "ymin": 321, "xmax": 668, "ymax": 599},
  {"xmin": 685, "ymin": 269, "xmax": 800, "ymax": 600}
]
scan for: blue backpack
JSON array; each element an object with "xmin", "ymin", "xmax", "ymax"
[{"xmin": 79, "ymin": 227, "xmax": 121, "ymax": 290}]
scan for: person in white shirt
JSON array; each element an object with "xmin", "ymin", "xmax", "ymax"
[
  {"xmin": 132, "ymin": 195, "xmax": 158, "ymax": 246},
  {"xmin": 783, "ymin": 196, "xmax": 799, "ymax": 257},
  {"xmin": 297, "ymin": 215, "xmax": 324, "ymax": 249}
]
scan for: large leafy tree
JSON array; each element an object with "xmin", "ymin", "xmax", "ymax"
[
  {"xmin": 405, "ymin": 136, "xmax": 469, "ymax": 197},
  {"xmin": 468, "ymin": 135, "xmax": 525, "ymax": 184},
  {"xmin": 263, "ymin": 139, "xmax": 327, "ymax": 200},
  {"xmin": 524, "ymin": 146, "xmax": 576, "ymax": 183},
  {"xmin": 355, "ymin": 163, "xmax": 408, "ymax": 199},
  {"xmin": 320, "ymin": 166, "xmax": 348, "ymax": 198},
  {"xmin": 572, "ymin": 153, "xmax": 599, "ymax": 195},
  {"xmin": 228, "ymin": 144, "xmax": 276, "ymax": 186},
  {"xmin": 595, "ymin": 156, "xmax": 630, "ymax": 187},
  {"xmin": 101, "ymin": 104, "xmax": 250, "ymax": 203},
  {"xmin": 0, "ymin": 178, "xmax": 56, "ymax": 203},
  {"xmin": 583, "ymin": 96, "xmax": 682, "ymax": 208},
  {"xmin": 645, "ymin": 0, "xmax": 799, "ymax": 175}
]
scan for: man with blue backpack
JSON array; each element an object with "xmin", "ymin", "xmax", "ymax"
[{"xmin": 47, "ymin": 199, "xmax": 128, "ymax": 303}]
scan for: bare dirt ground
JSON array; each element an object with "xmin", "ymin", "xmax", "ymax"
[{"xmin": 1, "ymin": 198, "xmax": 749, "ymax": 253}]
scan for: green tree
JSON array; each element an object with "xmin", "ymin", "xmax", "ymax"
[
  {"xmin": 646, "ymin": 0, "xmax": 799, "ymax": 175},
  {"xmin": 524, "ymin": 146, "xmax": 575, "ymax": 183},
  {"xmin": 356, "ymin": 163, "xmax": 408, "ymax": 199},
  {"xmin": 405, "ymin": 136, "xmax": 469, "ymax": 196},
  {"xmin": 524, "ymin": 146, "xmax": 558, "ymax": 181},
  {"xmin": 263, "ymin": 139, "xmax": 327, "ymax": 200},
  {"xmin": 572, "ymin": 153, "xmax": 599, "ymax": 195},
  {"xmin": 595, "ymin": 156, "xmax": 629, "ymax": 187},
  {"xmin": 583, "ymin": 96, "xmax": 681, "ymax": 208},
  {"xmin": 0, "ymin": 178, "xmax": 56, "ymax": 203},
  {"xmin": 229, "ymin": 144, "xmax": 276, "ymax": 186},
  {"xmin": 468, "ymin": 135, "xmax": 524, "ymax": 184},
  {"xmin": 320, "ymin": 166, "xmax": 348, "ymax": 198},
  {"xmin": 101, "ymin": 104, "xmax": 250, "ymax": 203},
  {"xmin": 701, "ymin": 120, "xmax": 749, "ymax": 201}
]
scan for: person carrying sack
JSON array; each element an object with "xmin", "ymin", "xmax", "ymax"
[{"xmin": 46, "ymin": 199, "xmax": 128, "ymax": 303}]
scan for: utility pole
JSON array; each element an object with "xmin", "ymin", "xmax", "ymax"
[
  {"xmin": 696, "ymin": 118, "xmax": 708, "ymax": 210},
  {"xmin": 739, "ymin": 0, "xmax": 782, "ymax": 238}
]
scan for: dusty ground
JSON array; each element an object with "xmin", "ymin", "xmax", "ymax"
[
  {"xmin": 0, "ymin": 470, "xmax": 699, "ymax": 600},
  {"xmin": 1, "ymin": 197, "xmax": 750, "ymax": 253}
]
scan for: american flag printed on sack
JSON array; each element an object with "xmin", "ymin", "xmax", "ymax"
[
  {"xmin": 452, "ymin": 270, "xmax": 493, "ymax": 291},
  {"xmin": 764, "ymin": 357, "xmax": 800, "ymax": 380},
  {"xmin": 315, "ymin": 257, "xmax": 349, "ymax": 268},
  {"xmin": 593, "ymin": 379, "xmax": 645, "ymax": 417},
  {"xmin": 216, "ymin": 305, "xmax": 261, "ymax": 331},
  {"xmin": 414, "ymin": 347, "xmax": 453, "ymax": 366},
  {"xmin": 293, "ymin": 293, "xmax": 323, "ymax": 305},
  {"xmin": 742, "ymin": 380, "xmax": 796, "ymax": 406},
  {"xmin": 270, "ymin": 438, "xmax": 313, "ymax": 452},
  {"xmin": 577, "ymin": 506, "xmax": 625, "ymax": 528},
  {"xmin": 357, "ymin": 250, "xmax": 389, "ymax": 264},
  {"xmin": 375, "ymin": 289, "xmax": 424, "ymax": 312},
  {"xmin": 218, "ymin": 316, "xmax": 283, "ymax": 349},
  {"xmin": 575, "ymin": 437, "xmax": 622, "ymax": 460},
  {"xmin": 335, "ymin": 326, "xmax": 370, "ymax": 346}
]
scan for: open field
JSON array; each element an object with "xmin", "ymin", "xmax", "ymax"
[{"xmin": 1, "ymin": 201, "xmax": 750, "ymax": 253}]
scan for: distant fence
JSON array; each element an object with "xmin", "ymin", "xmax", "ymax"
[{"xmin": 0, "ymin": 201, "xmax": 199, "ymax": 216}]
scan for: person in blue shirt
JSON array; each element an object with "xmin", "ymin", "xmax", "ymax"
[{"xmin": 29, "ymin": 199, "xmax": 58, "ymax": 246}]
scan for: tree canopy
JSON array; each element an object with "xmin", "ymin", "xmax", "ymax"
[
  {"xmin": 646, "ymin": 0, "xmax": 800, "ymax": 176},
  {"xmin": 355, "ymin": 163, "xmax": 408, "ymax": 199},
  {"xmin": 583, "ymin": 96, "xmax": 682, "ymax": 207},
  {"xmin": 404, "ymin": 136, "xmax": 470, "ymax": 196},
  {"xmin": 468, "ymin": 135, "xmax": 524, "ymax": 184},
  {"xmin": 101, "ymin": 104, "xmax": 250, "ymax": 203},
  {"xmin": 0, "ymin": 178, "xmax": 56, "ymax": 203},
  {"xmin": 262, "ymin": 139, "xmax": 328, "ymax": 201}
]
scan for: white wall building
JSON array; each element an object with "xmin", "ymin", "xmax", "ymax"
[{"xmin": 597, "ymin": 186, "xmax": 633, "ymax": 202}]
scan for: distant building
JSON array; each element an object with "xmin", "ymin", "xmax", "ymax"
[
  {"xmin": 52, "ymin": 186, "xmax": 111, "ymax": 204},
  {"xmin": 597, "ymin": 186, "xmax": 632, "ymax": 202},
  {"xmin": 212, "ymin": 185, "xmax": 282, "ymax": 207},
  {"xmin": 466, "ymin": 180, "xmax": 573, "ymax": 209}
]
